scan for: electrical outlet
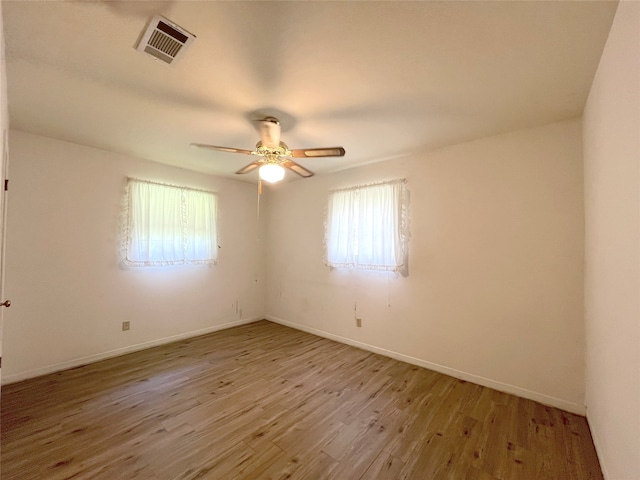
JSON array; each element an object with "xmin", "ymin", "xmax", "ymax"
[
  {"xmin": 122, "ymin": 321, "xmax": 130, "ymax": 331},
  {"xmin": 356, "ymin": 318, "xmax": 362, "ymax": 328}
]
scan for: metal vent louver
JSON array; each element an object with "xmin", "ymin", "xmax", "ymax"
[{"xmin": 136, "ymin": 16, "xmax": 195, "ymax": 65}]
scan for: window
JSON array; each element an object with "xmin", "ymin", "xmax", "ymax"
[
  {"xmin": 325, "ymin": 179, "xmax": 408, "ymax": 271},
  {"xmin": 122, "ymin": 178, "xmax": 218, "ymax": 266}
]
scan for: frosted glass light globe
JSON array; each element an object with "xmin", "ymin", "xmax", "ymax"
[{"xmin": 259, "ymin": 164, "xmax": 285, "ymax": 183}]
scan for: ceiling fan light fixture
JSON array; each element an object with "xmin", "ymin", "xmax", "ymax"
[{"xmin": 259, "ymin": 164, "xmax": 285, "ymax": 183}]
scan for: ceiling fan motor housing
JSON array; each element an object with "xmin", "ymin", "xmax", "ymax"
[{"xmin": 259, "ymin": 117, "xmax": 281, "ymax": 148}]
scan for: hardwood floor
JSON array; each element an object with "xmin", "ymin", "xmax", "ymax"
[{"xmin": 1, "ymin": 320, "xmax": 602, "ymax": 480}]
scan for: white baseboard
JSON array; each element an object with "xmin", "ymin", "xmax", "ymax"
[
  {"xmin": 265, "ymin": 315, "xmax": 586, "ymax": 415},
  {"xmin": 3, "ymin": 314, "xmax": 586, "ymax": 416},
  {"xmin": 586, "ymin": 415, "xmax": 610, "ymax": 480},
  {"xmin": 1, "ymin": 316, "xmax": 262, "ymax": 385}
]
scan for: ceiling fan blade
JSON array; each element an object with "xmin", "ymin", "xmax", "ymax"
[
  {"xmin": 191, "ymin": 143, "xmax": 253, "ymax": 155},
  {"xmin": 283, "ymin": 160, "xmax": 314, "ymax": 178},
  {"xmin": 235, "ymin": 161, "xmax": 261, "ymax": 175},
  {"xmin": 258, "ymin": 117, "xmax": 281, "ymax": 148},
  {"xmin": 290, "ymin": 147, "xmax": 346, "ymax": 158}
]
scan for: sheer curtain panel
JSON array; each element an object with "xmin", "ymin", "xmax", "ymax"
[
  {"xmin": 325, "ymin": 179, "xmax": 408, "ymax": 271},
  {"xmin": 123, "ymin": 179, "xmax": 218, "ymax": 266}
]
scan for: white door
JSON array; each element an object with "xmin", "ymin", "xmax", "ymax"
[{"xmin": 0, "ymin": 129, "xmax": 9, "ymax": 383}]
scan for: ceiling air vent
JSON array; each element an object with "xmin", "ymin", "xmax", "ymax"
[{"xmin": 136, "ymin": 16, "xmax": 195, "ymax": 65}]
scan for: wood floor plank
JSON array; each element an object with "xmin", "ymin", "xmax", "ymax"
[
  {"xmin": 1, "ymin": 320, "xmax": 603, "ymax": 479},
  {"xmin": 360, "ymin": 451, "xmax": 405, "ymax": 480}
]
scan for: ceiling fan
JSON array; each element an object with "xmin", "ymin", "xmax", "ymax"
[{"xmin": 191, "ymin": 117, "xmax": 346, "ymax": 183}]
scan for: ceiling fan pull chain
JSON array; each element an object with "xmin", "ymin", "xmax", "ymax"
[{"xmin": 256, "ymin": 179, "xmax": 262, "ymax": 230}]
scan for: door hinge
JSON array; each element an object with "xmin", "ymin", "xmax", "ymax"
[{"xmin": 4, "ymin": 179, "xmax": 8, "ymax": 191}]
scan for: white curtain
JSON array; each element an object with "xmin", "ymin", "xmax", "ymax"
[
  {"xmin": 124, "ymin": 179, "xmax": 218, "ymax": 266},
  {"xmin": 184, "ymin": 189, "xmax": 218, "ymax": 262},
  {"xmin": 326, "ymin": 180, "xmax": 407, "ymax": 271}
]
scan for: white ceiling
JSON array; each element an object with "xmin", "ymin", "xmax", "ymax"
[{"xmin": 3, "ymin": 1, "xmax": 617, "ymax": 183}]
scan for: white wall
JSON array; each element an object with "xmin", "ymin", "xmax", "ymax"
[
  {"xmin": 264, "ymin": 119, "xmax": 586, "ymax": 413},
  {"xmin": 583, "ymin": 2, "xmax": 640, "ymax": 479},
  {"xmin": 2, "ymin": 131, "xmax": 265, "ymax": 383}
]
